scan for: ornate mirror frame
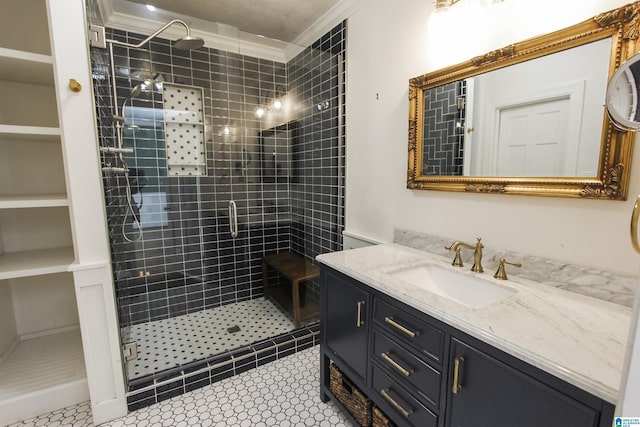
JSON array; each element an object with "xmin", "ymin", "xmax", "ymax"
[{"xmin": 408, "ymin": 2, "xmax": 640, "ymax": 200}]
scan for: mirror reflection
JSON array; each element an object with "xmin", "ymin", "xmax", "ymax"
[
  {"xmin": 408, "ymin": 1, "xmax": 639, "ymax": 199},
  {"xmin": 422, "ymin": 38, "xmax": 611, "ymax": 178}
]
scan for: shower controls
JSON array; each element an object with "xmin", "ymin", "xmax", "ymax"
[
  {"xmin": 100, "ymin": 147, "xmax": 134, "ymax": 154},
  {"xmin": 102, "ymin": 166, "xmax": 128, "ymax": 174}
]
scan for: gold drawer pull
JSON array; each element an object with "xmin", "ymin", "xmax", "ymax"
[
  {"xmin": 381, "ymin": 389, "xmax": 413, "ymax": 418},
  {"xmin": 357, "ymin": 301, "xmax": 365, "ymax": 327},
  {"xmin": 381, "ymin": 352, "xmax": 413, "ymax": 377},
  {"xmin": 452, "ymin": 356, "xmax": 464, "ymax": 394},
  {"xmin": 384, "ymin": 316, "xmax": 419, "ymax": 338}
]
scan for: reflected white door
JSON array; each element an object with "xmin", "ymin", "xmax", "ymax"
[{"xmin": 496, "ymin": 98, "xmax": 571, "ymax": 176}]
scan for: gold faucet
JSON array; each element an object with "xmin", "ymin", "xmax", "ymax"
[
  {"xmin": 445, "ymin": 237, "xmax": 484, "ymax": 273},
  {"xmin": 493, "ymin": 258, "xmax": 522, "ymax": 280}
]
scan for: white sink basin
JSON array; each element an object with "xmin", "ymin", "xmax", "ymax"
[{"xmin": 386, "ymin": 264, "xmax": 517, "ymax": 309}]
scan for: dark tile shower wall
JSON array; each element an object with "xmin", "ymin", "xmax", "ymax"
[
  {"xmin": 288, "ymin": 24, "xmax": 345, "ymax": 264},
  {"xmin": 91, "ymin": 24, "xmax": 345, "ymax": 328},
  {"xmin": 423, "ymin": 80, "xmax": 466, "ymax": 176}
]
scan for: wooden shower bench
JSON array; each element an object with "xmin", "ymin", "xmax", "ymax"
[{"xmin": 262, "ymin": 252, "xmax": 320, "ymax": 328}]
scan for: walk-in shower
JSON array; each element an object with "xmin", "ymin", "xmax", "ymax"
[
  {"xmin": 99, "ymin": 20, "xmax": 204, "ymax": 242},
  {"xmin": 89, "ymin": 12, "xmax": 346, "ymax": 409}
]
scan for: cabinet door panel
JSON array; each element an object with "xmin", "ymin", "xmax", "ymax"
[
  {"xmin": 324, "ymin": 270, "xmax": 369, "ymax": 382},
  {"xmin": 447, "ymin": 338, "xmax": 599, "ymax": 427}
]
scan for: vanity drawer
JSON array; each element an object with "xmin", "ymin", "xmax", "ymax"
[
  {"xmin": 371, "ymin": 364, "xmax": 438, "ymax": 427},
  {"xmin": 372, "ymin": 330, "xmax": 441, "ymax": 410},
  {"xmin": 374, "ymin": 299, "xmax": 444, "ymax": 364}
]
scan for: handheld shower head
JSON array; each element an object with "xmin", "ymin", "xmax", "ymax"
[{"xmin": 126, "ymin": 74, "xmax": 164, "ymax": 101}]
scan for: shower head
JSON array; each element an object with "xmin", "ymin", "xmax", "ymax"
[
  {"xmin": 174, "ymin": 35, "xmax": 205, "ymax": 51},
  {"xmin": 105, "ymin": 19, "xmax": 204, "ymax": 51}
]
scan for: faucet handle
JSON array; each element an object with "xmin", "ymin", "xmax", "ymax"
[
  {"xmin": 444, "ymin": 242, "xmax": 464, "ymax": 267},
  {"xmin": 451, "ymin": 248, "xmax": 463, "ymax": 267},
  {"xmin": 494, "ymin": 258, "xmax": 522, "ymax": 280}
]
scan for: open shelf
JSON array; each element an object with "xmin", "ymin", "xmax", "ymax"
[
  {"xmin": 0, "ymin": 47, "xmax": 53, "ymax": 84},
  {"xmin": 0, "ymin": 329, "xmax": 88, "ymax": 426},
  {"xmin": 0, "ymin": 247, "xmax": 75, "ymax": 280},
  {"xmin": 0, "ymin": 194, "xmax": 68, "ymax": 209},
  {"xmin": 321, "ymin": 383, "xmax": 363, "ymax": 427},
  {"xmin": 0, "ymin": 124, "xmax": 60, "ymax": 141}
]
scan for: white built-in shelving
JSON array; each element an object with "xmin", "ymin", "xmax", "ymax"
[
  {"xmin": 0, "ymin": 194, "xmax": 69, "ymax": 209},
  {"xmin": 0, "ymin": 47, "xmax": 54, "ymax": 84},
  {"xmin": 0, "ymin": 247, "xmax": 75, "ymax": 280},
  {"xmin": 0, "ymin": 330, "xmax": 88, "ymax": 423},
  {"xmin": 0, "ymin": 1, "xmax": 88, "ymax": 425},
  {"xmin": 0, "ymin": 125, "xmax": 61, "ymax": 141}
]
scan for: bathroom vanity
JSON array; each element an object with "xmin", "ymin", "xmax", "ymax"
[{"xmin": 318, "ymin": 244, "xmax": 629, "ymax": 427}]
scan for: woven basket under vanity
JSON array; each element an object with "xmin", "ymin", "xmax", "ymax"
[
  {"xmin": 329, "ymin": 363, "xmax": 372, "ymax": 426},
  {"xmin": 372, "ymin": 406, "xmax": 396, "ymax": 427}
]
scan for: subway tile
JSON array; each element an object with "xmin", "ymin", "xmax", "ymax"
[{"xmin": 93, "ymin": 21, "xmax": 343, "ymax": 385}]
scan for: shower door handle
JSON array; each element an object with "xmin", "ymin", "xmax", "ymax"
[{"xmin": 229, "ymin": 200, "xmax": 238, "ymax": 238}]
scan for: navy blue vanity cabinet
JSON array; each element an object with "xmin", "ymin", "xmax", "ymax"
[
  {"xmin": 319, "ymin": 265, "xmax": 615, "ymax": 427},
  {"xmin": 445, "ymin": 337, "xmax": 614, "ymax": 427},
  {"xmin": 321, "ymin": 267, "xmax": 370, "ymax": 386}
]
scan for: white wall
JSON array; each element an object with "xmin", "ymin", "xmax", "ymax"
[
  {"xmin": 346, "ymin": 0, "xmax": 640, "ymax": 276},
  {"xmin": 345, "ymin": 0, "xmax": 640, "ymax": 412}
]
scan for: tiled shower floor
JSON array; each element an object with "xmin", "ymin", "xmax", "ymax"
[
  {"xmin": 9, "ymin": 346, "xmax": 353, "ymax": 427},
  {"xmin": 123, "ymin": 298, "xmax": 296, "ymax": 379}
]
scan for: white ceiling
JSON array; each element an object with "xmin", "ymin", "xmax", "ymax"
[
  {"xmin": 127, "ymin": 0, "xmax": 340, "ymax": 43},
  {"xmin": 95, "ymin": 0, "xmax": 362, "ymax": 61}
]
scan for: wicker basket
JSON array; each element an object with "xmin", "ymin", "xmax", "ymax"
[
  {"xmin": 372, "ymin": 406, "xmax": 396, "ymax": 427},
  {"xmin": 329, "ymin": 363, "xmax": 372, "ymax": 426}
]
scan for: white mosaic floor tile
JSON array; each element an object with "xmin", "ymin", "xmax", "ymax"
[
  {"xmin": 6, "ymin": 401, "xmax": 93, "ymax": 427},
  {"xmin": 8, "ymin": 347, "xmax": 352, "ymax": 427},
  {"xmin": 122, "ymin": 298, "xmax": 296, "ymax": 379}
]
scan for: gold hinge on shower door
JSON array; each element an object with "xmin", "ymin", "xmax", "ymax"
[{"xmin": 123, "ymin": 342, "xmax": 139, "ymax": 361}]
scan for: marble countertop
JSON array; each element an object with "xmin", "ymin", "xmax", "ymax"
[{"xmin": 316, "ymin": 243, "xmax": 632, "ymax": 404}]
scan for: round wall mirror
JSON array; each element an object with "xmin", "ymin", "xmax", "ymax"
[{"xmin": 607, "ymin": 51, "xmax": 640, "ymax": 131}]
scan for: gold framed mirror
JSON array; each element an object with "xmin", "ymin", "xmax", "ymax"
[{"xmin": 408, "ymin": 2, "xmax": 640, "ymax": 200}]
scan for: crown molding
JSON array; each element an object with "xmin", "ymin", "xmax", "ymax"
[
  {"xmin": 96, "ymin": 0, "xmax": 287, "ymax": 62},
  {"xmin": 285, "ymin": 0, "xmax": 366, "ymax": 61},
  {"xmin": 94, "ymin": 0, "xmax": 360, "ymax": 63}
]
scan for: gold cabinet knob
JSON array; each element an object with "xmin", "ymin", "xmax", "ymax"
[{"xmin": 68, "ymin": 79, "xmax": 82, "ymax": 93}]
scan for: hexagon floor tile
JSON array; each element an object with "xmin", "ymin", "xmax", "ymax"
[{"xmin": 7, "ymin": 346, "xmax": 353, "ymax": 427}]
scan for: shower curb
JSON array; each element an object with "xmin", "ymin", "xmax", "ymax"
[{"xmin": 125, "ymin": 323, "xmax": 320, "ymax": 411}]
